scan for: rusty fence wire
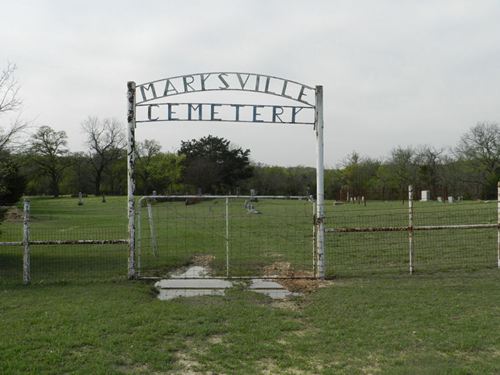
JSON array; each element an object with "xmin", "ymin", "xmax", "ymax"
[{"xmin": 324, "ymin": 186, "xmax": 499, "ymax": 277}]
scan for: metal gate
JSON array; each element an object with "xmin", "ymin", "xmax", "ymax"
[{"xmin": 136, "ymin": 195, "xmax": 316, "ymax": 279}]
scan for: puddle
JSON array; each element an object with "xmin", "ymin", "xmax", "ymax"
[{"xmin": 154, "ymin": 266, "xmax": 301, "ymax": 301}]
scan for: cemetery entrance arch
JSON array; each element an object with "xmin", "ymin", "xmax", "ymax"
[{"xmin": 126, "ymin": 72, "xmax": 325, "ymax": 279}]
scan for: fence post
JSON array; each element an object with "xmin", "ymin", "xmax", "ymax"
[
  {"xmin": 315, "ymin": 85, "xmax": 325, "ymax": 279},
  {"xmin": 127, "ymin": 81, "xmax": 136, "ymax": 279},
  {"xmin": 497, "ymin": 182, "xmax": 500, "ymax": 269},
  {"xmin": 225, "ymin": 197, "xmax": 230, "ymax": 278},
  {"xmin": 312, "ymin": 200, "xmax": 317, "ymax": 277},
  {"xmin": 22, "ymin": 200, "xmax": 31, "ymax": 285},
  {"xmin": 408, "ymin": 185, "xmax": 414, "ymax": 274},
  {"xmin": 147, "ymin": 200, "xmax": 158, "ymax": 257}
]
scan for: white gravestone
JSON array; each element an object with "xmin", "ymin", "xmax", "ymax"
[{"xmin": 421, "ymin": 190, "xmax": 430, "ymax": 202}]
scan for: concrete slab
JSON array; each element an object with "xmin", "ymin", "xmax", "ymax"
[
  {"xmin": 155, "ymin": 278, "xmax": 233, "ymax": 300},
  {"xmin": 248, "ymin": 279, "xmax": 301, "ymax": 299},
  {"xmin": 154, "ymin": 267, "xmax": 301, "ymax": 301}
]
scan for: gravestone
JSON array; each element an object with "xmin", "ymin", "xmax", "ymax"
[{"xmin": 421, "ymin": 190, "xmax": 430, "ymax": 202}]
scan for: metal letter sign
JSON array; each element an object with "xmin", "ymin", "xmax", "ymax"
[{"xmin": 127, "ymin": 72, "xmax": 325, "ymax": 279}]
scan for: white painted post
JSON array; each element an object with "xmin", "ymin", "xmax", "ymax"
[
  {"xmin": 408, "ymin": 185, "xmax": 414, "ymax": 274},
  {"xmin": 127, "ymin": 81, "xmax": 136, "ymax": 279},
  {"xmin": 22, "ymin": 200, "xmax": 30, "ymax": 285},
  {"xmin": 315, "ymin": 85, "xmax": 325, "ymax": 279},
  {"xmin": 147, "ymin": 200, "xmax": 158, "ymax": 257},
  {"xmin": 497, "ymin": 181, "xmax": 500, "ymax": 269},
  {"xmin": 312, "ymin": 201, "xmax": 317, "ymax": 277},
  {"xmin": 225, "ymin": 197, "xmax": 230, "ymax": 278}
]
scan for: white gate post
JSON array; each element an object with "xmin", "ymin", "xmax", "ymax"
[
  {"xmin": 127, "ymin": 81, "xmax": 136, "ymax": 279},
  {"xmin": 22, "ymin": 199, "xmax": 30, "ymax": 285},
  {"xmin": 315, "ymin": 85, "xmax": 325, "ymax": 279},
  {"xmin": 408, "ymin": 185, "xmax": 414, "ymax": 274},
  {"xmin": 497, "ymin": 181, "xmax": 499, "ymax": 269},
  {"xmin": 225, "ymin": 197, "xmax": 230, "ymax": 278},
  {"xmin": 147, "ymin": 200, "xmax": 158, "ymax": 257}
]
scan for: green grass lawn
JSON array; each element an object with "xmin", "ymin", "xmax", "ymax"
[
  {"xmin": 1, "ymin": 196, "xmax": 499, "ymax": 373},
  {"xmin": 0, "ymin": 271, "xmax": 498, "ymax": 374}
]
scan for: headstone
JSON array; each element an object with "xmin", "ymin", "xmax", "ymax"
[
  {"xmin": 78, "ymin": 192, "xmax": 83, "ymax": 206},
  {"xmin": 448, "ymin": 196, "xmax": 454, "ymax": 203},
  {"xmin": 437, "ymin": 196, "xmax": 443, "ymax": 203},
  {"xmin": 421, "ymin": 190, "xmax": 430, "ymax": 202}
]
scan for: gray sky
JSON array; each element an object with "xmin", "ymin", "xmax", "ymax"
[{"xmin": 2, "ymin": 0, "xmax": 500, "ymax": 167}]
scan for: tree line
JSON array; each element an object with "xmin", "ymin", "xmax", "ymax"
[{"xmin": 1, "ymin": 63, "xmax": 499, "ymax": 204}]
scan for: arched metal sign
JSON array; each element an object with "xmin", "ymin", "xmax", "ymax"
[{"xmin": 126, "ymin": 72, "xmax": 325, "ymax": 279}]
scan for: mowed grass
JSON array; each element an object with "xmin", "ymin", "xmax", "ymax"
[
  {"xmin": 0, "ymin": 271, "xmax": 499, "ymax": 374},
  {"xmin": 1, "ymin": 197, "xmax": 499, "ymax": 373}
]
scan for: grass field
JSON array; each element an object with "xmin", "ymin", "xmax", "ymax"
[
  {"xmin": 1, "ymin": 196, "xmax": 499, "ymax": 374},
  {"xmin": 0, "ymin": 271, "xmax": 499, "ymax": 374}
]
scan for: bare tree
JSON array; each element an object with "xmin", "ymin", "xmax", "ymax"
[
  {"xmin": 415, "ymin": 145, "xmax": 445, "ymax": 196},
  {"xmin": 29, "ymin": 126, "xmax": 69, "ymax": 197},
  {"xmin": 81, "ymin": 117, "xmax": 125, "ymax": 195},
  {"xmin": 0, "ymin": 62, "xmax": 27, "ymax": 152},
  {"xmin": 455, "ymin": 122, "xmax": 500, "ymax": 198}
]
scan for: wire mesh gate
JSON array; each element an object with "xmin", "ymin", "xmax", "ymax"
[{"xmin": 136, "ymin": 195, "xmax": 316, "ymax": 279}]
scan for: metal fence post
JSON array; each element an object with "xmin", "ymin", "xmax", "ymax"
[
  {"xmin": 22, "ymin": 199, "xmax": 31, "ymax": 285},
  {"xmin": 147, "ymin": 200, "xmax": 158, "ymax": 257},
  {"xmin": 225, "ymin": 197, "xmax": 230, "ymax": 278},
  {"xmin": 315, "ymin": 85, "xmax": 325, "ymax": 279},
  {"xmin": 127, "ymin": 81, "xmax": 136, "ymax": 279},
  {"xmin": 312, "ymin": 200, "xmax": 317, "ymax": 277},
  {"xmin": 497, "ymin": 181, "xmax": 500, "ymax": 269},
  {"xmin": 408, "ymin": 185, "xmax": 414, "ymax": 274}
]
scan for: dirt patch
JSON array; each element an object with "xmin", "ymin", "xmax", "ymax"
[
  {"xmin": 207, "ymin": 334, "xmax": 224, "ymax": 345},
  {"xmin": 259, "ymin": 358, "xmax": 309, "ymax": 374},
  {"xmin": 263, "ymin": 262, "xmax": 333, "ymax": 294},
  {"xmin": 191, "ymin": 255, "xmax": 215, "ymax": 268},
  {"xmin": 175, "ymin": 351, "xmax": 203, "ymax": 374},
  {"xmin": 270, "ymin": 299, "xmax": 302, "ymax": 311},
  {"xmin": 3, "ymin": 206, "xmax": 23, "ymax": 222}
]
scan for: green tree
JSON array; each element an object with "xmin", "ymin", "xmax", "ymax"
[
  {"xmin": 178, "ymin": 135, "xmax": 253, "ymax": 194},
  {"xmin": 0, "ymin": 151, "xmax": 25, "ymax": 204}
]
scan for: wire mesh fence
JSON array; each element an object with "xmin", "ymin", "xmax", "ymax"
[
  {"xmin": 137, "ymin": 196, "xmax": 314, "ymax": 279},
  {"xmin": 325, "ymin": 195, "xmax": 498, "ymax": 277},
  {"xmin": 0, "ymin": 196, "xmax": 128, "ymax": 285},
  {"xmin": 1, "ymin": 191, "xmax": 499, "ymax": 285}
]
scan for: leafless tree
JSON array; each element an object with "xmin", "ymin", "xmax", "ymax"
[
  {"xmin": 81, "ymin": 116, "xmax": 125, "ymax": 195},
  {"xmin": 0, "ymin": 62, "xmax": 27, "ymax": 152},
  {"xmin": 455, "ymin": 122, "xmax": 500, "ymax": 197},
  {"xmin": 29, "ymin": 126, "xmax": 69, "ymax": 197}
]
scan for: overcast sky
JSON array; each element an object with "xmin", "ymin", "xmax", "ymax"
[{"xmin": 2, "ymin": 0, "xmax": 500, "ymax": 167}]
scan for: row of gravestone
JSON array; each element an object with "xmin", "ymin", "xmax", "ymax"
[{"xmin": 421, "ymin": 190, "xmax": 462, "ymax": 203}]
